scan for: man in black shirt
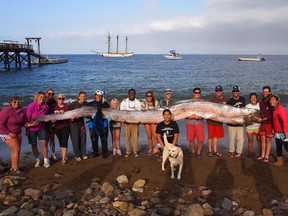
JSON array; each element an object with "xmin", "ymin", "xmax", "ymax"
[{"xmin": 153, "ymin": 109, "xmax": 180, "ymax": 156}]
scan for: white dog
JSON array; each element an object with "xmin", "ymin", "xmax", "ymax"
[{"xmin": 162, "ymin": 133, "xmax": 184, "ymax": 180}]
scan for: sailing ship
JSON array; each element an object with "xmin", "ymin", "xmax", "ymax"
[{"xmin": 91, "ymin": 33, "xmax": 134, "ymax": 58}]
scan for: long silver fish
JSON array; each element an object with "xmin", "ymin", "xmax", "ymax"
[{"xmin": 33, "ymin": 100, "xmax": 259, "ymax": 125}]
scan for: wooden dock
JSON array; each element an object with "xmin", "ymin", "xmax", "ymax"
[{"xmin": 0, "ymin": 37, "xmax": 46, "ymax": 71}]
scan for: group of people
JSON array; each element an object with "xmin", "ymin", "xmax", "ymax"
[{"xmin": 0, "ymin": 85, "xmax": 287, "ymax": 174}]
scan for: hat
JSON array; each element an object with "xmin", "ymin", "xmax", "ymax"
[
  {"xmin": 165, "ymin": 89, "xmax": 172, "ymax": 95},
  {"xmin": 215, "ymin": 85, "xmax": 223, "ymax": 91},
  {"xmin": 95, "ymin": 90, "xmax": 103, "ymax": 95},
  {"xmin": 232, "ymin": 86, "xmax": 240, "ymax": 91}
]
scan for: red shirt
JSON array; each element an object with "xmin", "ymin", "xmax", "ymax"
[{"xmin": 272, "ymin": 104, "xmax": 288, "ymax": 133}]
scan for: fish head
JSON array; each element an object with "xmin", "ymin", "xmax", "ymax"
[{"xmin": 244, "ymin": 110, "xmax": 261, "ymax": 126}]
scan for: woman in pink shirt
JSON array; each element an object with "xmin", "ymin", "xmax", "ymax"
[
  {"xmin": 0, "ymin": 96, "xmax": 25, "ymax": 173},
  {"xmin": 25, "ymin": 92, "xmax": 50, "ymax": 168}
]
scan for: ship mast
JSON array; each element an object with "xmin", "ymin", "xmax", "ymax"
[
  {"xmin": 125, "ymin": 36, "xmax": 128, "ymax": 53},
  {"xmin": 107, "ymin": 33, "xmax": 111, "ymax": 54},
  {"xmin": 116, "ymin": 35, "xmax": 119, "ymax": 54}
]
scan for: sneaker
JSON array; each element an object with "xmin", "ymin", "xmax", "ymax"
[
  {"xmin": 125, "ymin": 152, "xmax": 131, "ymax": 157},
  {"xmin": 116, "ymin": 149, "xmax": 122, "ymax": 155},
  {"xmin": 75, "ymin": 157, "xmax": 82, "ymax": 162},
  {"xmin": 35, "ymin": 158, "xmax": 41, "ymax": 168},
  {"xmin": 10, "ymin": 168, "xmax": 21, "ymax": 174},
  {"xmin": 51, "ymin": 153, "xmax": 58, "ymax": 161},
  {"xmin": 113, "ymin": 148, "xmax": 117, "ymax": 156},
  {"xmin": 43, "ymin": 160, "xmax": 50, "ymax": 168},
  {"xmin": 148, "ymin": 150, "xmax": 153, "ymax": 156},
  {"xmin": 134, "ymin": 151, "xmax": 139, "ymax": 157},
  {"xmin": 82, "ymin": 155, "xmax": 88, "ymax": 160},
  {"xmin": 229, "ymin": 152, "xmax": 235, "ymax": 158},
  {"xmin": 235, "ymin": 153, "xmax": 244, "ymax": 159}
]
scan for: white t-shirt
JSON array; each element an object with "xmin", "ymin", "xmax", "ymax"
[
  {"xmin": 120, "ymin": 98, "xmax": 141, "ymax": 111},
  {"xmin": 245, "ymin": 103, "xmax": 261, "ymax": 130}
]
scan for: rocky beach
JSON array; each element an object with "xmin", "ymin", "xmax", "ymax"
[{"xmin": 1, "ymin": 145, "xmax": 288, "ymax": 216}]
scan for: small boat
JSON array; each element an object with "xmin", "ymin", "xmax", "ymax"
[
  {"xmin": 31, "ymin": 57, "xmax": 68, "ymax": 65},
  {"xmin": 238, "ymin": 56, "xmax": 265, "ymax": 62},
  {"xmin": 164, "ymin": 50, "xmax": 182, "ymax": 60},
  {"xmin": 92, "ymin": 33, "xmax": 133, "ymax": 58}
]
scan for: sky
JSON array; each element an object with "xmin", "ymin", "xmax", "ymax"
[{"xmin": 1, "ymin": 0, "xmax": 288, "ymax": 54}]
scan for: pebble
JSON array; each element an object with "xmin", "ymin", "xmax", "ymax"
[{"xmin": 0, "ymin": 174, "xmax": 285, "ymax": 216}]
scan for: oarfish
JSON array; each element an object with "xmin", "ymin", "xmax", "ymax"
[{"xmin": 33, "ymin": 100, "xmax": 259, "ymax": 125}]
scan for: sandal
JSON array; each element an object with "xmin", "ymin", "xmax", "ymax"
[
  {"xmin": 207, "ymin": 152, "xmax": 213, "ymax": 157},
  {"xmin": 213, "ymin": 152, "xmax": 222, "ymax": 157},
  {"xmin": 257, "ymin": 156, "xmax": 264, "ymax": 160},
  {"xmin": 263, "ymin": 158, "xmax": 269, "ymax": 163}
]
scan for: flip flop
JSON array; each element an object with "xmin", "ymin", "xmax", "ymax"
[{"xmin": 213, "ymin": 152, "xmax": 222, "ymax": 157}]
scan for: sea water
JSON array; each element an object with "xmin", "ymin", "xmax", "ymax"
[{"xmin": 0, "ymin": 54, "xmax": 287, "ymax": 160}]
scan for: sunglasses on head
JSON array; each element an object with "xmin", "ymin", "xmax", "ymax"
[
  {"xmin": 12, "ymin": 101, "xmax": 20, "ymax": 104},
  {"xmin": 57, "ymin": 98, "xmax": 65, "ymax": 100}
]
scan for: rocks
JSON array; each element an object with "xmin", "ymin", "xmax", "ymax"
[
  {"xmin": 100, "ymin": 182, "xmax": 114, "ymax": 196},
  {"xmin": 117, "ymin": 175, "xmax": 129, "ymax": 186},
  {"xmin": 0, "ymin": 173, "xmax": 285, "ymax": 216},
  {"xmin": 221, "ymin": 197, "xmax": 233, "ymax": 210},
  {"xmin": 185, "ymin": 204, "xmax": 204, "ymax": 216},
  {"xmin": 24, "ymin": 188, "xmax": 43, "ymax": 200},
  {"xmin": 0, "ymin": 206, "xmax": 18, "ymax": 216}
]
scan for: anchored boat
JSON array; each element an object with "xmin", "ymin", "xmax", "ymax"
[
  {"xmin": 238, "ymin": 56, "xmax": 265, "ymax": 62},
  {"xmin": 164, "ymin": 50, "xmax": 182, "ymax": 60},
  {"xmin": 92, "ymin": 33, "xmax": 133, "ymax": 58},
  {"xmin": 30, "ymin": 57, "xmax": 68, "ymax": 65}
]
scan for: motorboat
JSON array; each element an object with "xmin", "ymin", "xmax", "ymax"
[
  {"xmin": 164, "ymin": 50, "xmax": 182, "ymax": 60},
  {"xmin": 238, "ymin": 56, "xmax": 265, "ymax": 62},
  {"xmin": 30, "ymin": 57, "xmax": 68, "ymax": 65}
]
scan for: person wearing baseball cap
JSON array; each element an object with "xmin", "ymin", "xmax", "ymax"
[
  {"xmin": 207, "ymin": 85, "xmax": 228, "ymax": 157},
  {"xmin": 227, "ymin": 85, "xmax": 246, "ymax": 159},
  {"xmin": 160, "ymin": 89, "xmax": 175, "ymax": 108}
]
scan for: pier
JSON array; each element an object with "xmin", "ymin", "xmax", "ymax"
[{"xmin": 0, "ymin": 37, "xmax": 46, "ymax": 71}]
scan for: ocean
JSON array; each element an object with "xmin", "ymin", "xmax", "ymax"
[
  {"xmin": 0, "ymin": 54, "xmax": 288, "ymax": 107},
  {"xmin": 0, "ymin": 54, "xmax": 287, "ymax": 161}
]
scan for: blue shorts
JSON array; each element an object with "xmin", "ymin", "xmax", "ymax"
[
  {"xmin": 28, "ymin": 128, "xmax": 47, "ymax": 144},
  {"xmin": 154, "ymin": 143, "xmax": 163, "ymax": 153}
]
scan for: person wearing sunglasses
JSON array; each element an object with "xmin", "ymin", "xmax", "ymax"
[
  {"xmin": 87, "ymin": 90, "xmax": 110, "ymax": 158},
  {"xmin": 25, "ymin": 92, "xmax": 50, "ymax": 168},
  {"xmin": 120, "ymin": 88, "xmax": 141, "ymax": 157},
  {"xmin": 70, "ymin": 91, "xmax": 89, "ymax": 161},
  {"xmin": 0, "ymin": 96, "xmax": 25, "ymax": 173},
  {"xmin": 45, "ymin": 88, "xmax": 58, "ymax": 162},
  {"xmin": 185, "ymin": 87, "xmax": 204, "ymax": 159},
  {"xmin": 141, "ymin": 90, "xmax": 160, "ymax": 155},
  {"xmin": 227, "ymin": 86, "xmax": 246, "ymax": 159},
  {"xmin": 207, "ymin": 85, "xmax": 228, "ymax": 157},
  {"xmin": 49, "ymin": 93, "xmax": 71, "ymax": 165}
]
